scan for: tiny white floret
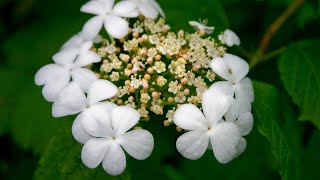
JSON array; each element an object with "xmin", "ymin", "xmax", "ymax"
[
  {"xmin": 218, "ymin": 29, "xmax": 240, "ymax": 47},
  {"xmin": 189, "ymin": 21, "xmax": 214, "ymax": 34}
]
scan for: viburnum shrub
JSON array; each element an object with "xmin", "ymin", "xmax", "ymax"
[{"xmin": 35, "ymin": 0, "xmax": 254, "ymax": 176}]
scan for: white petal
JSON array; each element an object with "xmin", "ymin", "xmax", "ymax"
[
  {"xmin": 52, "ymin": 82, "xmax": 87, "ymax": 117},
  {"xmin": 176, "ymin": 130, "xmax": 209, "ymax": 160},
  {"xmin": 235, "ymin": 77, "xmax": 254, "ymax": 102},
  {"xmin": 225, "ymin": 97, "xmax": 251, "ymax": 122},
  {"xmin": 81, "ymin": 102, "xmax": 117, "ymax": 137},
  {"xmin": 35, "ymin": 65, "xmax": 71, "ymax": 102},
  {"xmin": 52, "ymin": 48, "xmax": 78, "ymax": 66},
  {"xmin": 113, "ymin": 1, "xmax": 139, "ymax": 18},
  {"xmin": 62, "ymin": 34, "xmax": 84, "ymax": 49},
  {"xmin": 208, "ymin": 81, "xmax": 234, "ymax": 97},
  {"xmin": 87, "ymin": 79, "xmax": 118, "ymax": 105},
  {"xmin": 210, "ymin": 57, "xmax": 231, "ymax": 81},
  {"xmin": 72, "ymin": 113, "xmax": 93, "ymax": 144},
  {"xmin": 111, "ymin": 106, "xmax": 140, "ymax": 136},
  {"xmin": 35, "ymin": 64, "xmax": 68, "ymax": 85},
  {"xmin": 173, "ymin": 104, "xmax": 208, "ymax": 131},
  {"xmin": 74, "ymin": 50, "xmax": 101, "ymax": 68},
  {"xmin": 149, "ymin": 0, "xmax": 165, "ymax": 17},
  {"xmin": 188, "ymin": 21, "xmax": 214, "ymax": 34},
  {"xmin": 81, "ymin": 138, "xmax": 111, "ymax": 168},
  {"xmin": 104, "ymin": 15, "xmax": 129, "ymax": 39},
  {"xmin": 138, "ymin": 2, "xmax": 158, "ymax": 19},
  {"xmin": 117, "ymin": 129, "xmax": 154, "ymax": 160},
  {"xmin": 234, "ymin": 137, "xmax": 247, "ymax": 157},
  {"xmin": 202, "ymin": 89, "xmax": 231, "ymax": 125},
  {"xmin": 102, "ymin": 141, "xmax": 126, "ymax": 176},
  {"xmin": 81, "ymin": 0, "xmax": 104, "ymax": 15},
  {"xmin": 100, "ymin": 0, "xmax": 115, "ymax": 11},
  {"xmin": 225, "ymin": 54, "xmax": 249, "ymax": 83},
  {"xmin": 225, "ymin": 29, "xmax": 240, "ymax": 47},
  {"xmin": 82, "ymin": 16, "xmax": 104, "ymax": 41},
  {"xmin": 236, "ymin": 112, "xmax": 253, "ymax": 136},
  {"xmin": 71, "ymin": 68, "xmax": 98, "ymax": 93},
  {"xmin": 210, "ymin": 122, "xmax": 241, "ymax": 164}
]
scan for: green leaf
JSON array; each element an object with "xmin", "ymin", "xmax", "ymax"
[
  {"xmin": 253, "ymin": 81, "xmax": 301, "ymax": 180},
  {"xmin": 303, "ymin": 130, "xmax": 320, "ymax": 180},
  {"xmin": 296, "ymin": 2, "xmax": 319, "ymax": 27},
  {"xmin": 34, "ymin": 129, "xmax": 131, "ymax": 180},
  {"xmin": 278, "ymin": 39, "xmax": 320, "ymax": 128},
  {"xmin": 9, "ymin": 83, "xmax": 72, "ymax": 154}
]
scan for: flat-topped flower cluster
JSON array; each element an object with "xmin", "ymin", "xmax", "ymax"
[{"xmin": 35, "ymin": 0, "xmax": 254, "ymax": 176}]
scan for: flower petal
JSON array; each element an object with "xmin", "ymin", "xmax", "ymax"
[
  {"xmin": 117, "ymin": 129, "xmax": 154, "ymax": 160},
  {"xmin": 225, "ymin": 97, "xmax": 251, "ymax": 122},
  {"xmin": 202, "ymin": 88, "xmax": 231, "ymax": 125},
  {"xmin": 104, "ymin": 15, "xmax": 129, "ymax": 39},
  {"xmin": 138, "ymin": 2, "xmax": 158, "ymax": 19},
  {"xmin": 102, "ymin": 141, "xmax": 126, "ymax": 176},
  {"xmin": 74, "ymin": 50, "xmax": 101, "ymax": 68},
  {"xmin": 111, "ymin": 106, "xmax": 140, "ymax": 136},
  {"xmin": 173, "ymin": 104, "xmax": 208, "ymax": 131},
  {"xmin": 149, "ymin": 0, "xmax": 165, "ymax": 17},
  {"xmin": 35, "ymin": 64, "xmax": 68, "ymax": 85},
  {"xmin": 176, "ymin": 130, "xmax": 209, "ymax": 160},
  {"xmin": 236, "ymin": 112, "xmax": 253, "ymax": 136},
  {"xmin": 82, "ymin": 16, "xmax": 104, "ymax": 41},
  {"xmin": 101, "ymin": 0, "xmax": 115, "ymax": 11},
  {"xmin": 208, "ymin": 81, "xmax": 234, "ymax": 97},
  {"xmin": 81, "ymin": 138, "xmax": 111, "ymax": 168},
  {"xmin": 71, "ymin": 68, "xmax": 98, "ymax": 93},
  {"xmin": 81, "ymin": 102, "xmax": 117, "ymax": 138},
  {"xmin": 225, "ymin": 29, "xmax": 240, "ymax": 47},
  {"xmin": 52, "ymin": 82, "xmax": 87, "ymax": 117},
  {"xmin": 210, "ymin": 122, "xmax": 241, "ymax": 164},
  {"xmin": 113, "ymin": 1, "xmax": 139, "ymax": 18},
  {"xmin": 52, "ymin": 48, "xmax": 78, "ymax": 66},
  {"xmin": 80, "ymin": 0, "xmax": 105, "ymax": 15},
  {"xmin": 211, "ymin": 54, "xmax": 249, "ymax": 83},
  {"xmin": 235, "ymin": 77, "xmax": 254, "ymax": 102},
  {"xmin": 87, "ymin": 79, "xmax": 118, "ymax": 105},
  {"xmin": 72, "ymin": 112, "xmax": 93, "ymax": 144},
  {"xmin": 62, "ymin": 34, "xmax": 84, "ymax": 49},
  {"xmin": 234, "ymin": 137, "xmax": 247, "ymax": 157}
]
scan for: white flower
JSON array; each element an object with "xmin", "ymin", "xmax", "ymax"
[
  {"xmin": 81, "ymin": 0, "xmax": 139, "ymax": 39},
  {"xmin": 173, "ymin": 88, "xmax": 243, "ymax": 164},
  {"xmin": 189, "ymin": 21, "xmax": 214, "ymax": 34},
  {"xmin": 129, "ymin": 0, "xmax": 165, "ymax": 19},
  {"xmin": 35, "ymin": 41, "xmax": 101, "ymax": 102},
  {"xmin": 210, "ymin": 53, "xmax": 254, "ymax": 103},
  {"xmin": 72, "ymin": 104, "xmax": 154, "ymax": 176},
  {"xmin": 52, "ymin": 79, "xmax": 118, "ymax": 117},
  {"xmin": 62, "ymin": 32, "xmax": 102, "ymax": 49},
  {"xmin": 218, "ymin": 29, "xmax": 240, "ymax": 47}
]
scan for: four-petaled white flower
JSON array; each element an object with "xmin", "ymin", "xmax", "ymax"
[
  {"xmin": 174, "ymin": 88, "xmax": 243, "ymax": 164},
  {"xmin": 128, "ymin": 0, "xmax": 165, "ymax": 19},
  {"xmin": 35, "ymin": 40, "xmax": 101, "ymax": 102},
  {"xmin": 218, "ymin": 29, "xmax": 240, "ymax": 47},
  {"xmin": 81, "ymin": 0, "xmax": 139, "ymax": 39},
  {"xmin": 210, "ymin": 53, "xmax": 254, "ymax": 103},
  {"xmin": 72, "ymin": 103, "xmax": 154, "ymax": 176},
  {"xmin": 52, "ymin": 79, "xmax": 117, "ymax": 117},
  {"xmin": 189, "ymin": 21, "xmax": 215, "ymax": 34}
]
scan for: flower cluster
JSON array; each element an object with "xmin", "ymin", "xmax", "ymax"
[{"xmin": 35, "ymin": 0, "xmax": 254, "ymax": 176}]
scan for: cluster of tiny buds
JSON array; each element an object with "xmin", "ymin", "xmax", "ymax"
[{"xmin": 89, "ymin": 17, "xmax": 227, "ymax": 126}]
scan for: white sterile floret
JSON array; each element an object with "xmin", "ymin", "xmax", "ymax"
[
  {"xmin": 218, "ymin": 29, "xmax": 240, "ymax": 47},
  {"xmin": 35, "ymin": 39, "xmax": 101, "ymax": 102},
  {"xmin": 210, "ymin": 53, "xmax": 254, "ymax": 102},
  {"xmin": 173, "ymin": 88, "xmax": 243, "ymax": 164},
  {"xmin": 128, "ymin": 0, "xmax": 165, "ymax": 19},
  {"xmin": 72, "ymin": 104, "xmax": 154, "ymax": 176},
  {"xmin": 189, "ymin": 21, "xmax": 215, "ymax": 34},
  {"xmin": 81, "ymin": 0, "xmax": 139, "ymax": 39},
  {"xmin": 52, "ymin": 79, "xmax": 118, "ymax": 118}
]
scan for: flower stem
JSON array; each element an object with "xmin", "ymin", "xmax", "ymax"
[{"xmin": 249, "ymin": 0, "xmax": 304, "ymax": 69}]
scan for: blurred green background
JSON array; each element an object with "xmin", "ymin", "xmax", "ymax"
[{"xmin": 0, "ymin": 0, "xmax": 319, "ymax": 179}]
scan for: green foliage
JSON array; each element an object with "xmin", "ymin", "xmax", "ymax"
[
  {"xmin": 253, "ymin": 81, "xmax": 301, "ymax": 180},
  {"xmin": 278, "ymin": 39, "xmax": 320, "ymax": 128},
  {"xmin": 34, "ymin": 128, "xmax": 131, "ymax": 180},
  {"xmin": 303, "ymin": 130, "xmax": 320, "ymax": 180}
]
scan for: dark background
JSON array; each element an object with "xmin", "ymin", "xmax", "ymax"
[{"xmin": 0, "ymin": 0, "xmax": 319, "ymax": 179}]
